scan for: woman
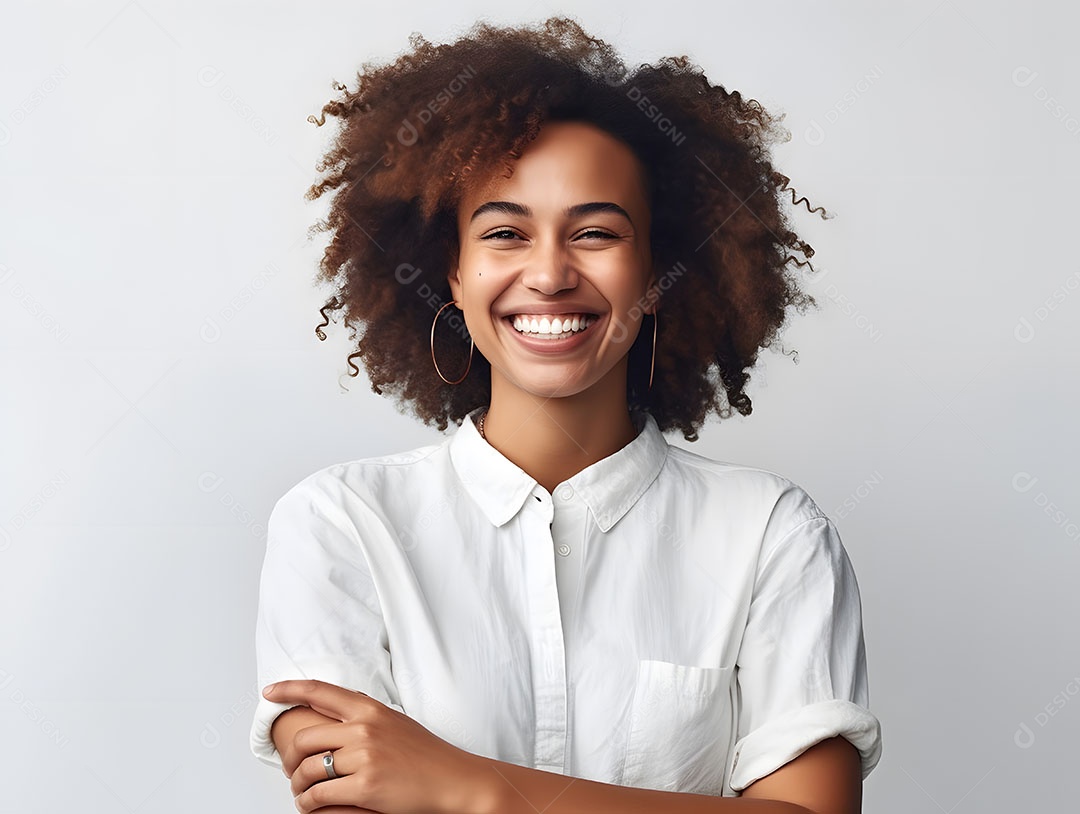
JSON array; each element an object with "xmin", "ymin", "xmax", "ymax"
[{"xmin": 251, "ymin": 16, "xmax": 882, "ymax": 814}]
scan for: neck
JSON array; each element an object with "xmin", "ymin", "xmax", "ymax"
[{"xmin": 481, "ymin": 367, "xmax": 640, "ymax": 494}]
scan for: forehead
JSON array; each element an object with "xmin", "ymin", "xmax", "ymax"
[{"xmin": 458, "ymin": 120, "xmax": 648, "ymax": 217}]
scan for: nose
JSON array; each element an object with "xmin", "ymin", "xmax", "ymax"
[{"xmin": 519, "ymin": 237, "xmax": 579, "ymax": 295}]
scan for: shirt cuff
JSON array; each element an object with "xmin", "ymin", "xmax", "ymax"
[
  {"xmin": 249, "ymin": 660, "xmax": 405, "ymax": 770},
  {"xmin": 728, "ymin": 699, "xmax": 882, "ymax": 793}
]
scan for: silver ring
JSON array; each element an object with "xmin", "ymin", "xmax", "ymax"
[{"xmin": 323, "ymin": 751, "xmax": 338, "ymax": 780}]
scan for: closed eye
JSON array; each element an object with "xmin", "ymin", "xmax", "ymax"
[
  {"xmin": 479, "ymin": 228, "xmax": 619, "ymax": 241},
  {"xmin": 575, "ymin": 229, "xmax": 618, "ymax": 240},
  {"xmin": 480, "ymin": 228, "xmax": 521, "ymax": 241}
]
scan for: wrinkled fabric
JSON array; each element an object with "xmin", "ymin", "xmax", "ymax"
[{"xmin": 250, "ymin": 405, "xmax": 882, "ymax": 796}]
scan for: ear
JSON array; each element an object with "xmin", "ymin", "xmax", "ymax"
[
  {"xmin": 446, "ymin": 255, "xmax": 462, "ymax": 304},
  {"xmin": 643, "ymin": 264, "xmax": 660, "ymax": 315}
]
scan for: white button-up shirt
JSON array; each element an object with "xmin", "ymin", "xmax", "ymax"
[{"xmin": 250, "ymin": 406, "xmax": 882, "ymax": 796}]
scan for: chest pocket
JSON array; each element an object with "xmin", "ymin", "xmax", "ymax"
[{"xmin": 620, "ymin": 659, "xmax": 736, "ymax": 795}]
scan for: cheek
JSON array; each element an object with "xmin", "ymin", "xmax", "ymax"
[
  {"xmin": 456, "ymin": 244, "xmax": 497, "ymax": 275},
  {"xmin": 595, "ymin": 260, "xmax": 650, "ymax": 305},
  {"xmin": 456, "ymin": 255, "xmax": 515, "ymax": 308},
  {"xmin": 453, "ymin": 269, "xmax": 501, "ymax": 324}
]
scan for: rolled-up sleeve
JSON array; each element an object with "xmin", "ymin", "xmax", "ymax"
[
  {"xmin": 249, "ymin": 474, "xmax": 402, "ymax": 769},
  {"xmin": 728, "ymin": 508, "xmax": 882, "ymax": 793}
]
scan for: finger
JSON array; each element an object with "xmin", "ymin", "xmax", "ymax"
[
  {"xmin": 295, "ymin": 777, "xmax": 365, "ymax": 814},
  {"xmin": 263, "ymin": 680, "xmax": 369, "ymax": 723},
  {"xmin": 283, "ymin": 722, "xmax": 348, "ymax": 779},
  {"xmin": 291, "ymin": 748, "xmax": 344, "ymax": 797}
]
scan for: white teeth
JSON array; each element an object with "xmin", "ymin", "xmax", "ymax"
[{"xmin": 511, "ymin": 314, "xmax": 595, "ymax": 336}]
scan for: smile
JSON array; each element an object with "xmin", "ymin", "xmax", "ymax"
[{"xmin": 509, "ymin": 313, "xmax": 597, "ymax": 337}]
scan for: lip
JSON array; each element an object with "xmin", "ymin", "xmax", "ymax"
[
  {"xmin": 500, "ymin": 306, "xmax": 601, "ymax": 317},
  {"xmin": 501, "ymin": 313, "xmax": 603, "ymax": 354}
]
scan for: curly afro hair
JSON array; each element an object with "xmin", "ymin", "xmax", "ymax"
[{"xmin": 305, "ymin": 15, "xmax": 826, "ymax": 442}]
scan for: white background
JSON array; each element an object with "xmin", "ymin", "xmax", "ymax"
[{"xmin": 1, "ymin": 0, "xmax": 1077, "ymax": 811}]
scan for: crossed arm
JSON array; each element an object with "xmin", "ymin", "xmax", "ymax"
[{"xmin": 269, "ymin": 701, "xmax": 862, "ymax": 814}]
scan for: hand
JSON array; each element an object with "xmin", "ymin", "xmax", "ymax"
[{"xmin": 262, "ymin": 679, "xmax": 494, "ymax": 814}]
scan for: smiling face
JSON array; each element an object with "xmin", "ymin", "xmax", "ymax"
[{"xmin": 447, "ymin": 119, "xmax": 657, "ymax": 405}]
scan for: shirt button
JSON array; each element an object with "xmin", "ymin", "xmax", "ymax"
[
  {"xmin": 557, "ymin": 485, "xmax": 574, "ymax": 501},
  {"xmin": 556, "ymin": 544, "xmax": 571, "ymax": 557}
]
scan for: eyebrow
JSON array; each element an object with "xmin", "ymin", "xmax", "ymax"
[{"xmin": 469, "ymin": 200, "xmax": 634, "ymax": 227}]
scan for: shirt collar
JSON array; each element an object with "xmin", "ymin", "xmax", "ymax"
[{"xmin": 449, "ymin": 405, "xmax": 669, "ymax": 532}]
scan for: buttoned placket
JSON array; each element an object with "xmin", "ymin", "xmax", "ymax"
[
  {"xmin": 551, "ymin": 482, "xmax": 586, "ymax": 640},
  {"xmin": 522, "ymin": 486, "xmax": 568, "ymax": 774},
  {"xmin": 550, "ymin": 481, "xmax": 589, "ymax": 775}
]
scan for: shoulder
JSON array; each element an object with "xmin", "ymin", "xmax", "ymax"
[
  {"xmin": 663, "ymin": 444, "xmax": 829, "ymax": 531},
  {"xmin": 271, "ymin": 438, "xmax": 449, "ymax": 519},
  {"xmin": 660, "ymin": 446, "xmax": 853, "ymax": 587},
  {"xmin": 660, "ymin": 444, "xmax": 820, "ymax": 520},
  {"xmin": 260, "ymin": 440, "xmax": 452, "ymax": 570}
]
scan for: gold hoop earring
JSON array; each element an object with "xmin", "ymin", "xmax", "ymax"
[
  {"xmin": 648, "ymin": 310, "xmax": 658, "ymax": 390},
  {"xmin": 431, "ymin": 300, "xmax": 473, "ymax": 385}
]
